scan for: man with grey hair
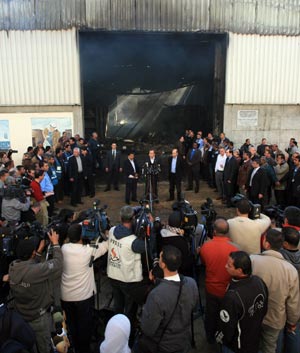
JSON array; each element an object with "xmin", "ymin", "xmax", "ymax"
[
  {"xmin": 68, "ymin": 147, "xmax": 84, "ymax": 207},
  {"xmin": 107, "ymin": 205, "xmax": 148, "ymax": 335}
]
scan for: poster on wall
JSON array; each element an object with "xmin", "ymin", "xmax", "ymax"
[
  {"xmin": 0, "ymin": 120, "xmax": 11, "ymax": 150},
  {"xmin": 31, "ymin": 117, "xmax": 73, "ymax": 148}
]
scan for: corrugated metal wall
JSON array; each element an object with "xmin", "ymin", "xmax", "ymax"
[
  {"xmin": 0, "ymin": 29, "xmax": 81, "ymax": 106},
  {"xmin": 0, "ymin": 0, "xmax": 300, "ymax": 35},
  {"xmin": 226, "ymin": 32, "xmax": 300, "ymax": 104}
]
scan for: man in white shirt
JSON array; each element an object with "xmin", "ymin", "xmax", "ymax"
[
  {"xmin": 61, "ymin": 224, "xmax": 108, "ymax": 353},
  {"xmin": 215, "ymin": 147, "xmax": 226, "ymax": 201},
  {"xmin": 228, "ymin": 199, "xmax": 271, "ymax": 254}
]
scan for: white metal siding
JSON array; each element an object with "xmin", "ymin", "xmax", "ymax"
[
  {"xmin": 226, "ymin": 32, "xmax": 300, "ymax": 104},
  {"xmin": 0, "ymin": 29, "xmax": 81, "ymax": 106}
]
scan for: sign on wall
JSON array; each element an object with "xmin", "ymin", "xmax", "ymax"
[
  {"xmin": 237, "ymin": 110, "xmax": 258, "ymax": 127},
  {"xmin": 0, "ymin": 120, "xmax": 11, "ymax": 150},
  {"xmin": 31, "ymin": 117, "xmax": 73, "ymax": 148}
]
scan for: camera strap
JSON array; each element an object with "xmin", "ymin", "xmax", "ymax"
[{"xmin": 156, "ymin": 276, "xmax": 183, "ymax": 346}]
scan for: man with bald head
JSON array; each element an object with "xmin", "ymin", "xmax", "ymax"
[{"xmin": 198, "ymin": 218, "xmax": 239, "ymax": 344}]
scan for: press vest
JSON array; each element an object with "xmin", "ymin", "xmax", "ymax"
[{"xmin": 107, "ymin": 227, "xmax": 143, "ymax": 283}]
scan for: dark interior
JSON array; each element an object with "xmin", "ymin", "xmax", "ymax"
[{"xmin": 79, "ymin": 31, "xmax": 227, "ymax": 142}]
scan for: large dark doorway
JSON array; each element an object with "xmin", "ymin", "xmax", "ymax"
[{"xmin": 79, "ymin": 31, "xmax": 227, "ymax": 142}]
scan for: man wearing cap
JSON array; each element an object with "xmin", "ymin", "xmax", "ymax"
[{"xmin": 9, "ymin": 231, "xmax": 63, "ymax": 353}]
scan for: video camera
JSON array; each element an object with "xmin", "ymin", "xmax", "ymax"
[
  {"xmin": 231, "ymin": 194, "xmax": 261, "ymax": 220},
  {"xmin": 141, "ymin": 162, "xmax": 161, "ymax": 176},
  {"xmin": 263, "ymin": 205, "xmax": 285, "ymax": 227},
  {"xmin": 172, "ymin": 198, "xmax": 198, "ymax": 234},
  {"xmin": 81, "ymin": 200, "xmax": 110, "ymax": 241},
  {"xmin": 200, "ymin": 198, "xmax": 217, "ymax": 238},
  {"xmin": 133, "ymin": 202, "xmax": 153, "ymax": 239}
]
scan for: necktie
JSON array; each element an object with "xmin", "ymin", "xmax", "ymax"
[
  {"xmin": 190, "ymin": 149, "xmax": 195, "ymax": 161},
  {"xmin": 113, "ymin": 150, "xmax": 116, "ymax": 160}
]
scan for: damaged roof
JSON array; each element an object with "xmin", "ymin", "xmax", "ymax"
[{"xmin": 0, "ymin": 0, "xmax": 299, "ymax": 35}]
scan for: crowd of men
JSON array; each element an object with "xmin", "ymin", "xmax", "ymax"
[{"xmin": 0, "ymin": 130, "xmax": 300, "ymax": 353}]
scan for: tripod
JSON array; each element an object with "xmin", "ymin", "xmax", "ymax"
[{"xmin": 143, "ymin": 172, "xmax": 158, "ymax": 212}]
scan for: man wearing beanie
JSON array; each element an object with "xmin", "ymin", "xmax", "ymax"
[
  {"xmin": 160, "ymin": 211, "xmax": 194, "ymax": 276},
  {"xmin": 9, "ymin": 231, "xmax": 63, "ymax": 353}
]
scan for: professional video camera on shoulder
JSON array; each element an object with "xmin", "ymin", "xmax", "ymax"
[
  {"xmin": 81, "ymin": 200, "xmax": 110, "ymax": 241},
  {"xmin": 1, "ymin": 184, "xmax": 30, "ymax": 203},
  {"xmin": 172, "ymin": 197, "xmax": 198, "ymax": 234},
  {"xmin": 263, "ymin": 205, "xmax": 285, "ymax": 228},
  {"xmin": 231, "ymin": 194, "xmax": 261, "ymax": 220},
  {"xmin": 133, "ymin": 201, "xmax": 153, "ymax": 239}
]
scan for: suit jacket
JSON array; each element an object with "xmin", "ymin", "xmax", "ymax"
[
  {"xmin": 82, "ymin": 153, "xmax": 94, "ymax": 177},
  {"xmin": 287, "ymin": 166, "xmax": 300, "ymax": 197},
  {"xmin": 168, "ymin": 156, "xmax": 184, "ymax": 181},
  {"xmin": 105, "ymin": 150, "xmax": 121, "ymax": 170},
  {"xmin": 186, "ymin": 149, "xmax": 202, "ymax": 169},
  {"xmin": 246, "ymin": 167, "xmax": 268, "ymax": 198},
  {"xmin": 123, "ymin": 158, "xmax": 140, "ymax": 179},
  {"xmin": 68, "ymin": 155, "xmax": 83, "ymax": 180},
  {"xmin": 224, "ymin": 157, "xmax": 239, "ymax": 184}
]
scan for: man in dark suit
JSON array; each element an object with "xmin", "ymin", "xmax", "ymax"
[
  {"xmin": 143, "ymin": 149, "xmax": 161, "ymax": 201},
  {"xmin": 223, "ymin": 149, "xmax": 239, "ymax": 207},
  {"xmin": 68, "ymin": 147, "xmax": 84, "ymax": 207},
  {"xmin": 123, "ymin": 151, "xmax": 139, "ymax": 204},
  {"xmin": 104, "ymin": 143, "xmax": 122, "ymax": 191},
  {"xmin": 286, "ymin": 155, "xmax": 300, "ymax": 207},
  {"xmin": 246, "ymin": 158, "xmax": 268, "ymax": 209},
  {"xmin": 168, "ymin": 149, "xmax": 184, "ymax": 201},
  {"xmin": 186, "ymin": 142, "xmax": 202, "ymax": 193},
  {"xmin": 81, "ymin": 147, "xmax": 95, "ymax": 198}
]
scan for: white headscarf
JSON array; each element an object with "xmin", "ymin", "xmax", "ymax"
[{"xmin": 100, "ymin": 314, "xmax": 131, "ymax": 353}]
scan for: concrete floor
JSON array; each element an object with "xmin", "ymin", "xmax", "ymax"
[{"xmin": 59, "ymin": 179, "xmax": 235, "ymax": 353}]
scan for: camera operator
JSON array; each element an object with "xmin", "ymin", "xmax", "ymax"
[
  {"xmin": 107, "ymin": 206, "xmax": 150, "ymax": 334},
  {"xmin": 8, "ymin": 230, "xmax": 63, "ymax": 353},
  {"xmin": 20, "ymin": 201, "xmax": 41, "ymax": 223},
  {"xmin": 61, "ymin": 223, "xmax": 108, "ymax": 353},
  {"xmin": 159, "ymin": 211, "xmax": 194, "ymax": 277},
  {"xmin": 1, "ymin": 185, "xmax": 30, "ymax": 224},
  {"xmin": 228, "ymin": 199, "xmax": 271, "ymax": 254}
]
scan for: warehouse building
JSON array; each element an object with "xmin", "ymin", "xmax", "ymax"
[{"xmin": 0, "ymin": 0, "xmax": 299, "ymax": 161}]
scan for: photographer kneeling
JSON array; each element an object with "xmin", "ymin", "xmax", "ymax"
[
  {"xmin": 228, "ymin": 198, "xmax": 271, "ymax": 254},
  {"xmin": 9, "ymin": 230, "xmax": 62, "ymax": 353},
  {"xmin": 61, "ymin": 223, "xmax": 108, "ymax": 353}
]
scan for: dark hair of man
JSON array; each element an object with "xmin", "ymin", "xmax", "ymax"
[
  {"xmin": 214, "ymin": 218, "xmax": 229, "ymax": 235},
  {"xmin": 16, "ymin": 165, "xmax": 23, "ymax": 171},
  {"xmin": 161, "ymin": 245, "xmax": 182, "ymax": 272},
  {"xmin": 294, "ymin": 155, "xmax": 300, "ymax": 163},
  {"xmin": 282, "ymin": 227, "xmax": 300, "ymax": 247},
  {"xmin": 33, "ymin": 146, "xmax": 39, "ymax": 155},
  {"xmin": 236, "ymin": 199, "xmax": 251, "ymax": 214},
  {"xmin": 68, "ymin": 224, "xmax": 82, "ymax": 243},
  {"xmin": 266, "ymin": 229, "xmax": 283, "ymax": 251},
  {"xmin": 277, "ymin": 153, "xmax": 285, "ymax": 160},
  {"xmin": 284, "ymin": 206, "xmax": 300, "ymax": 227},
  {"xmin": 69, "ymin": 137, "xmax": 76, "ymax": 143},
  {"xmin": 27, "ymin": 146, "xmax": 33, "ymax": 152},
  {"xmin": 244, "ymin": 151, "xmax": 251, "ymax": 159},
  {"xmin": 55, "ymin": 147, "xmax": 62, "ymax": 155},
  {"xmin": 230, "ymin": 251, "xmax": 252, "ymax": 276},
  {"xmin": 0, "ymin": 169, "xmax": 8, "ymax": 177},
  {"xmin": 34, "ymin": 170, "xmax": 44, "ymax": 179},
  {"xmin": 227, "ymin": 149, "xmax": 233, "ymax": 155}
]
